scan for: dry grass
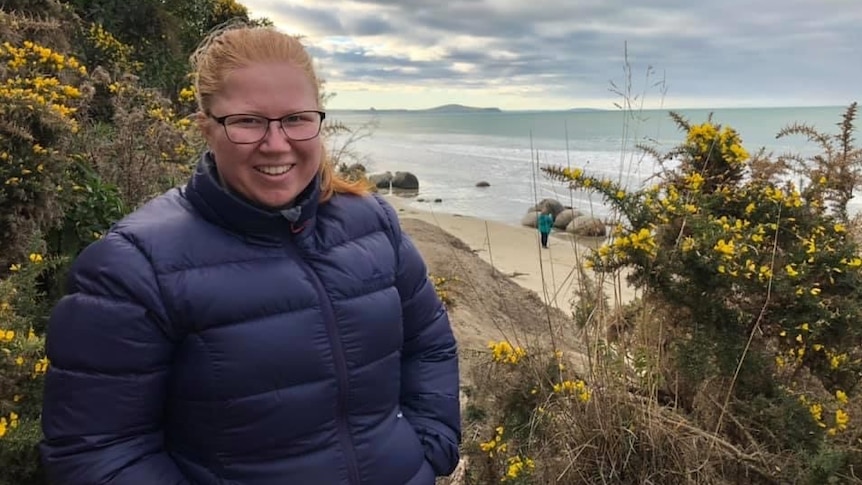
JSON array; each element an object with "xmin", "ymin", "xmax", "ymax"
[{"xmin": 449, "ymin": 285, "xmax": 803, "ymax": 485}]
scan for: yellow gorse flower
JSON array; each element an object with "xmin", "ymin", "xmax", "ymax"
[
  {"xmin": 0, "ymin": 413, "xmax": 20, "ymax": 439},
  {"xmin": 745, "ymin": 202, "xmax": 756, "ymax": 215},
  {"xmin": 835, "ymin": 409, "xmax": 850, "ymax": 429},
  {"xmin": 178, "ymin": 86, "xmax": 196, "ymax": 103},
  {"xmin": 684, "ymin": 123, "xmax": 749, "ymax": 164},
  {"xmin": 685, "ymin": 172, "xmax": 705, "ymax": 191},
  {"xmin": 829, "ymin": 352, "xmax": 848, "ymax": 370},
  {"xmin": 561, "ymin": 167, "xmax": 583, "ymax": 180},
  {"xmin": 681, "ymin": 236, "xmax": 696, "ymax": 252},
  {"xmin": 714, "ymin": 239, "xmax": 735, "ymax": 258},
  {"xmin": 836, "ymin": 390, "xmax": 848, "ymax": 405},
  {"xmin": 479, "ymin": 425, "xmax": 507, "ymax": 457},
  {"xmin": 488, "ymin": 341, "xmax": 526, "ymax": 365},
  {"xmin": 502, "ymin": 455, "xmax": 536, "ymax": 482},
  {"xmin": 809, "ymin": 403, "xmax": 824, "ymax": 424},
  {"xmin": 552, "ymin": 379, "xmax": 592, "ymax": 403},
  {"xmin": 611, "ymin": 228, "xmax": 658, "ymax": 258},
  {"xmin": 34, "ymin": 357, "xmax": 49, "ymax": 375}
]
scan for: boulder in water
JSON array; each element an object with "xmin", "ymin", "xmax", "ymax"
[{"xmin": 392, "ymin": 171, "xmax": 419, "ymax": 190}]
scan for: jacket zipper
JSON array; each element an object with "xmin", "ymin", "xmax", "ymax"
[{"xmin": 301, "ymin": 257, "xmax": 362, "ymax": 485}]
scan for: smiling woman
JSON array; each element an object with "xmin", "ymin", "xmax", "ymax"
[
  {"xmin": 39, "ymin": 23, "xmax": 461, "ymax": 485},
  {"xmin": 199, "ymin": 60, "xmax": 326, "ymax": 208}
]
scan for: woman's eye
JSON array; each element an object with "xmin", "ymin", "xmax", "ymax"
[{"xmin": 229, "ymin": 117, "xmax": 264, "ymax": 126}]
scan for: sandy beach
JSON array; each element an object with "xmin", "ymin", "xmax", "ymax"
[{"xmin": 385, "ymin": 195, "xmax": 639, "ymax": 313}]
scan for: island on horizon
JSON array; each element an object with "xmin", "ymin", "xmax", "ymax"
[{"xmin": 358, "ymin": 104, "xmax": 502, "ymax": 114}]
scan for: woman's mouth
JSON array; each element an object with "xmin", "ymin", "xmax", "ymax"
[{"xmin": 254, "ymin": 165, "xmax": 294, "ymax": 176}]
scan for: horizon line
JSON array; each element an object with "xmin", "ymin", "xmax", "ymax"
[{"xmin": 327, "ymin": 103, "xmax": 847, "ymax": 113}]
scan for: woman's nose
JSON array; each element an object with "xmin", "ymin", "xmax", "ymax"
[{"xmin": 260, "ymin": 120, "xmax": 293, "ymax": 150}]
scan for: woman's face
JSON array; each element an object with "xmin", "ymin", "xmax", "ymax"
[{"xmin": 201, "ymin": 62, "xmax": 323, "ymax": 209}]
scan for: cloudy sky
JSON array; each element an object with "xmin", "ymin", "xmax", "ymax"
[{"xmin": 242, "ymin": 0, "xmax": 861, "ymax": 111}]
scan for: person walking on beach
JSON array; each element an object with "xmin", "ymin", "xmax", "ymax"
[
  {"xmin": 538, "ymin": 209, "xmax": 554, "ymax": 248},
  {"xmin": 39, "ymin": 24, "xmax": 460, "ymax": 485}
]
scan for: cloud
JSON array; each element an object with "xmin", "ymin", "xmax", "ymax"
[{"xmin": 242, "ymin": 0, "xmax": 862, "ymax": 109}]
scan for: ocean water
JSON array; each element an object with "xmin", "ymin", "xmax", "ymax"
[{"xmin": 326, "ymin": 106, "xmax": 855, "ymax": 226}]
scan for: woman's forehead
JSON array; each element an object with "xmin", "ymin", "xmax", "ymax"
[{"xmin": 211, "ymin": 63, "xmax": 318, "ymax": 114}]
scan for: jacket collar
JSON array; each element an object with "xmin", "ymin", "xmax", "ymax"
[{"xmin": 184, "ymin": 152, "xmax": 320, "ymax": 244}]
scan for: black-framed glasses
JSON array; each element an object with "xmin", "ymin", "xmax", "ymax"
[{"xmin": 210, "ymin": 110, "xmax": 326, "ymax": 144}]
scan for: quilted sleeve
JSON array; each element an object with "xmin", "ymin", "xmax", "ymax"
[
  {"xmin": 40, "ymin": 232, "xmax": 189, "ymax": 484},
  {"xmin": 395, "ymin": 232, "xmax": 462, "ymax": 476}
]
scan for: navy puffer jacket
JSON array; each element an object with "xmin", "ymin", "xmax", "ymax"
[{"xmin": 40, "ymin": 154, "xmax": 461, "ymax": 484}]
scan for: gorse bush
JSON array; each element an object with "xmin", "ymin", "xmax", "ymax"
[
  {"xmin": 75, "ymin": 69, "xmax": 201, "ymax": 209},
  {"xmin": 81, "ymin": 22, "xmax": 141, "ymax": 76},
  {"xmin": 0, "ymin": 37, "xmax": 92, "ymax": 271},
  {"xmin": 76, "ymin": 21, "xmax": 142, "ymax": 122},
  {"xmin": 74, "ymin": 18, "xmax": 202, "ymax": 209},
  {"xmin": 546, "ymin": 113, "xmax": 862, "ymax": 398},
  {"xmin": 0, "ymin": 16, "xmax": 200, "ymax": 267},
  {"xmin": 0, "ymin": 248, "xmax": 57, "ymax": 485},
  {"xmin": 534, "ymin": 108, "xmax": 862, "ymax": 482},
  {"xmin": 0, "ymin": 24, "xmax": 86, "ymax": 485},
  {"xmin": 0, "ymin": 3, "xmax": 210, "ymax": 481}
]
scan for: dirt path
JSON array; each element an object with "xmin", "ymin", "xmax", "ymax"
[{"xmin": 401, "ymin": 218, "xmax": 580, "ymax": 355}]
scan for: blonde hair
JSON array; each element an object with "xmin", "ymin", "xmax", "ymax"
[{"xmin": 190, "ymin": 23, "xmax": 369, "ymax": 201}]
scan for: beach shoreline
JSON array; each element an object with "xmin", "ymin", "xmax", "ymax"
[{"xmin": 384, "ymin": 194, "xmax": 639, "ymax": 311}]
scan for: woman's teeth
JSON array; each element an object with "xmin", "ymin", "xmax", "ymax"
[{"xmin": 255, "ymin": 165, "xmax": 293, "ymax": 175}]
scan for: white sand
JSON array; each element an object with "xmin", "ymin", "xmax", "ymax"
[{"xmin": 385, "ymin": 196, "xmax": 638, "ymax": 311}]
